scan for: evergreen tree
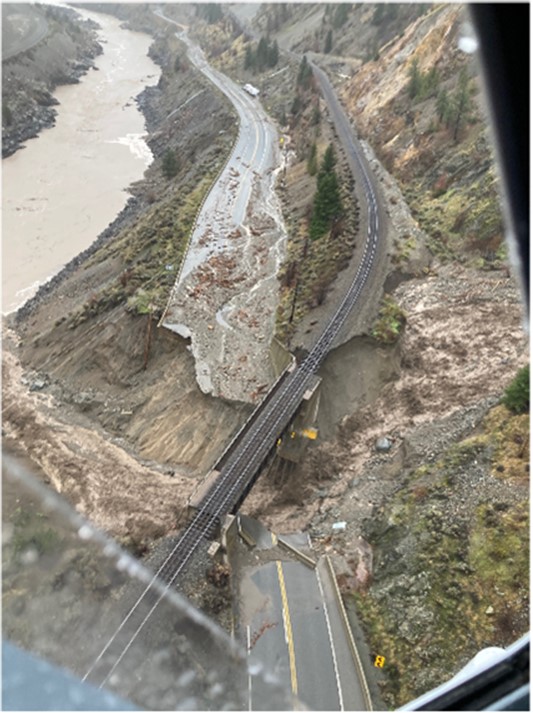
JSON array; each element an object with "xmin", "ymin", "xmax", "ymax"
[
  {"xmin": 423, "ymin": 66, "xmax": 440, "ymax": 97},
  {"xmin": 333, "ymin": 3, "xmax": 349, "ymax": 29},
  {"xmin": 311, "ymin": 103, "xmax": 321, "ymax": 126},
  {"xmin": 310, "ymin": 171, "xmax": 342, "ymax": 240},
  {"xmin": 307, "ymin": 142, "xmax": 318, "ymax": 175},
  {"xmin": 2, "ymin": 103, "xmax": 12, "ymax": 126},
  {"xmin": 297, "ymin": 55, "xmax": 313, "ymax": 89},
  {"xmin": 202, "ymin": 3, "xmax": 223, "ymax": 23},
  {"xmin": 436, "ymin": 88, "xmax": 451, "ymax": 124},
  {"xmin": 290, "ymin": 95, "xmax": 302, "ymax": 116},
  {"xmin": 408, "ymin": 58, "xmax": 422, "ymax": 99},
  {"xmin": 244, "ymin": 44, "xmax": 254, "ymax": 71},
  {"xmin": 309, "ymin": 143, "xmax": 343, "ymax": 240},
  {"xmin": 268, "ymin": 39, "xmax": 279, "ymax": 67},
  {"xmin": 324, "ymin": 29, "xmax": 333, "ymax": 54},
  {"xmin": 162, "ymin": 149, "xmax": 179, "ymax": 179},
  {"xmin": 256, "ymin": 36, "xmax": 269, "ymax": 70},
  {"xmin": 319, "ymin": 143, "xmax": 336, "ymax": 174},
  {"xmin": 451, "ymin": 67, "xmax": 472, "ymax": 142}
]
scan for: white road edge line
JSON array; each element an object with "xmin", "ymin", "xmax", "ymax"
[
  {"xmin": 247, "ymin": 624, "xmax": 253, "ymax": 711},
  {"xmin": 316, "ymin": 567, "xmax": 344, "ymax": 711}
]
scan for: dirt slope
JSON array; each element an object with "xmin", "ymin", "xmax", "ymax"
[{"xmin": 3, "ymin": 5, "xmax": 528, "ymax": 706}]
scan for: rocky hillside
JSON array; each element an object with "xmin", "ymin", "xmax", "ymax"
[
  {"xmin": 225, "ymin": 3, "xmax": 529, "ymax": 707},
  {"xmin": 3, "ymin": 4, "xmax": 528, "ymax": 709},
  {"xmin": 2, "ymin": 3, "xmax": 102, "ymax": 157}
]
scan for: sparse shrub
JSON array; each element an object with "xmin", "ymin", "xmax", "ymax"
[
  {"xmin": 371, "ymin": 296, "xmax": 406, "ymax": 344},
  {"xmin": 3, "ymin": 103, "xmax": 13, "ymax": 126},
  {"xmin": 502, "ymin": 364, "xmax": 529, "ymax": 414}
]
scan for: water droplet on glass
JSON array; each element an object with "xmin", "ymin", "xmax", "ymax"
[
  {"xmin": 116, "ymin": 555, "xmax": 130, "ymax": 571},
  {"xmin": 103, "ymin": 542, "xmax": 117, "ymax": 558},
  {"xmin": 208, "ymin": 682, "xmax": 224, "ymax": 698},
  {"xmin": 3, "ymin": 522, "xmax": 14, "ymax": 543},
  {"xmin": 248, "ymin": 661, "xmax": 263, "ymax": 676},
  {"xmin": 458, "ymin": 22, "xmax": 478, "ymax": 54},
  {"xmin": 20, "ymin": 547, "xmax": 39, "ymax": 565},
  {"xmin": 77, "ymin": 524, "xmax": 93, "ymax": 540},
  {"xmin": 176, "ymin": 669, "xmax": 196, "ymax": 689}
]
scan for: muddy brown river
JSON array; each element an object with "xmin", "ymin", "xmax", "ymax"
[{"xmin": 2, "ymin": 8, "xmax": 160, "ymax": 314}]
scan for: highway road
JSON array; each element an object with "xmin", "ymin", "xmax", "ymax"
[
  {"xmin": 155, "ymin": 10, "xmax": 279, "ymax": 308},
  {"xmin": 2, "ymin": 5, "xmax": 48, "ymax": 61},
  {"xmin": 243, "ymin": 554, "xmax": 370, "ymax": 711},
  {"xmin": 84, "ymin": 13, "xmax": 381, "ymax": 708}
]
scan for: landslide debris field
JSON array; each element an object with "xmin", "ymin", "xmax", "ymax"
[{"xmin": 3, "ymin": 3, "xmax": 529, "ymax": 709}]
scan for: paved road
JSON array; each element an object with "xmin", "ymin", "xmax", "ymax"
[
  {"xmin": 155, "ymin": 10, "xmax": 279, "ymax": 296},
  {"xmin": 2, "ymin": 5, "xmax": 48, "ymax": 61},
  {"xmin": 243, "ymin": 555, "xmax": 370, "ymax": 710}
]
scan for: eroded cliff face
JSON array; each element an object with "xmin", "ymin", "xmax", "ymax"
[
  {"xmin": 335, "ymin": 4, "xmax": 505, "ymax": 265},
  {"xmin": 234, "ymin": 4, "xmax": 528, "ymax": 707},
  {"xmin": 3, "ymin": 5, "xmax": 528, "ymax": 705},
  {"xmin": 2, "ymin": 3, "xmax": 102, "ymax": 157}
]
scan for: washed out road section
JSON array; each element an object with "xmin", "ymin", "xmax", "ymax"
[{"xmin": 158, "ymin": 13, "xmax": 287, "ymax": 404}]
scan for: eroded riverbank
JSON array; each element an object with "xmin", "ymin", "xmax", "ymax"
[{"xmin": 2, "ymin": 7, "xmax": 160, "ymax": 313}]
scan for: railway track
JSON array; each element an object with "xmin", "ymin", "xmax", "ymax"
[{"xmin": 84, "ymin": 30, "xmax": 381, "ymax": 692}]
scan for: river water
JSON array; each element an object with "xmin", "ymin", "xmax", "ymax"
[{"xmin": 2, "ymin": 8, "xmax": 160, "ymax": 314}]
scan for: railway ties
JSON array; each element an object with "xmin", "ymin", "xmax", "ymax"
[{"xmin": 84, "ymin": 43, "xmax": 384, "ymax": 693}]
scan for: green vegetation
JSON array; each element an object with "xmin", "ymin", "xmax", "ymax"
[
  {"xmin": 372, "ymin": 3, "xmax": 399, "ymax": 25},
  {"xmin": 307, "ymin": 142, "xmax": 318, "ymax": 176},
  {"xmin": 196, "ymin": 3, "xmax": 223, "ymax": 24},
  {"xmin": 404, "ymin": 133, "xmax": 504, "ymax": 263},
  {"xmin": 332, "ymin": 3, "xmax": 350, "ymax": 29},
  {"xmin": 244, "ymin": 36, "xmax": 279, "ymax": 73},
  {"xmin": 275, "ymin": 151, "xmax": 357, "ymax": 344},
  {"xmin": 162, "ymin": 149, "xmax": 179, "ymax": 179},
  {"xmin": 309, "ymin": 144, "xmax": 343, "ymax": 241},
  {"xmin": 371, "ymin": 296, "xmax": 406, "ymax": 343},
  {"xmin": 2, "ymin": 103, "xmax": 13, "ymax": 126},
  {"xmin": 407, "ymin": 58, "xmax": 440, "ymax": 102},
  {"xmin": 69, "ymin": 167, "xmax": 224, "ymax": 326},
  {"xmin": 324, "ymin": 29, "xmax": 333, "ymax": 54},
  {"xmin": 502, "ymin": 365, "xmax": 530, "ymax": 414},
  {"xmin": 297, "ymin": 55, "xmax": 314, "ymax": 90},
  {"xmin": 9, "ymin": 506, "xmax": 61, "ymax": 561},
  {"xmin": 352, "ymin": 406, "xmax": 529, "ymax": 708}
]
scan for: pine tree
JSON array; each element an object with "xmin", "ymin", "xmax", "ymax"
[
  {"xmin": 319, "ymin": 143, "xmax": 336, "ymax": 174},
  {"xmin": 307, "ymin": 142, "xmax": 318, "ymax": 175},
  {"xmin": 324, "ymin": 29, "xmax": 333, "ymax": 54},
  {"xmin": 256, "ymin": 36, "xmax": 269, "ymax": 70},
  {"xmin": 268, "ymin": 39, "xmax": 279, "ymax": 68},
  {"xmin": 451, "ymin": 67, "xmax": 472, "ymax": 142},
  {"xmin": 162, "ymin": 149, "xmax": 179, "ymax": 179},
  {"xmin": 408, "ymin": 58, "xmax": 422, "ymax": 99},
  {"xmin": 244, "ymin": 44, "xmax": 254, "ymax": 71},
  {"xmin": 297, "ymin": 55, "xmax": 313, "ymax": 89},
  {"xmin": 436, "ymin": 88, "xmax": 450, "ymax": 124},
  {"xmin": 309, "ymin": 143, "xmax": 343, "ymax": 240},
  {"xmin": 333, "ymin": 3, "xmax": 349, "ymax": 29}
]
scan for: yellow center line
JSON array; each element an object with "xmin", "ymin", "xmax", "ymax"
[{"xmin": 276, "ymin": 560, "xmax": 298, "ymax": 695}]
